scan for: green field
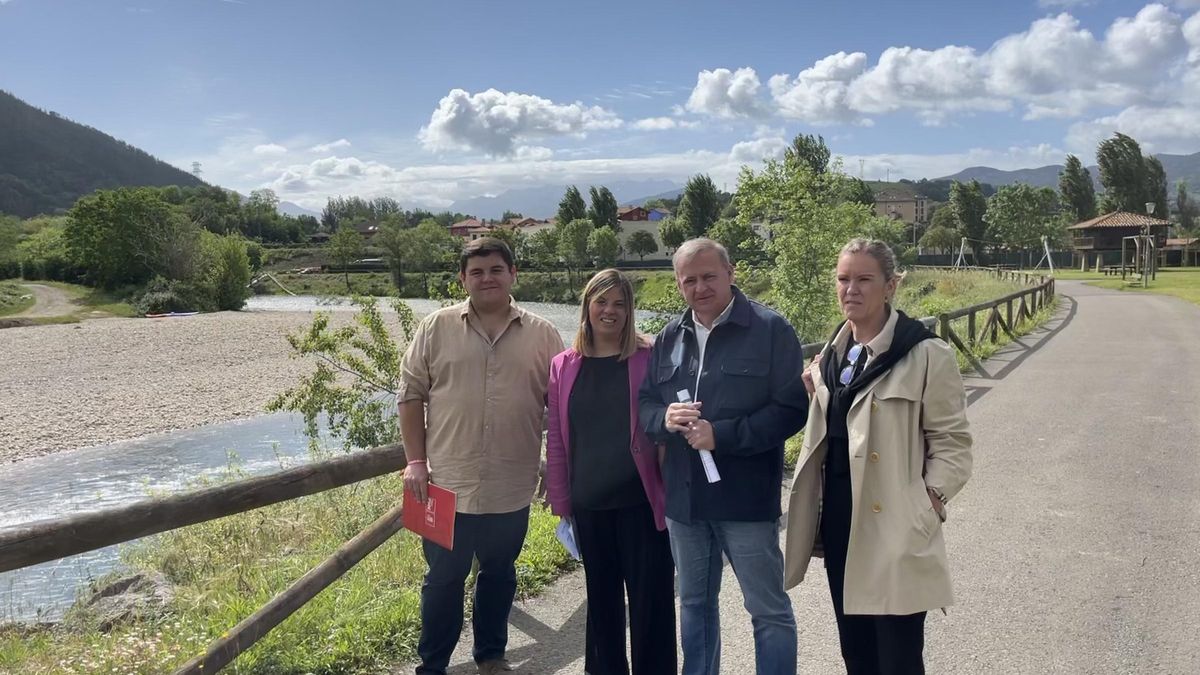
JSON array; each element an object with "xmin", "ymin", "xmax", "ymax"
[
  {"xmin": 1054, "ymin": 267, "xmax": 1200, "ymax": 308},
  {"xmin": 0, "ymin": 282, "xmax": 35, "ymax": 317}
]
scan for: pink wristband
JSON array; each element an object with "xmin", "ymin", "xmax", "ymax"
[{"xmin": 407, "ymin": 459, "xmax": 427, "ymax": 465}]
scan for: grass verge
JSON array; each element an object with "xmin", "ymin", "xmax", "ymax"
[
  {"xmin": 1054, "ymin": 267, "xmax": 1200, "ymax": 308},
  {"xmin": 0, "ymin": 282, "xmax": 35, "ymax": 317},
  {"xmin": 0, "ymin": 461, "xmax": 575, "ymax": 675}
]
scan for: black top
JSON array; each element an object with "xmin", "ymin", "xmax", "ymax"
[
  {"xmin": 568, "ymin": 355, "xmax": 645, "ymax": 511},
  {"xmin": 638, "ymin": 287, "xmax": 809, "ymax": 523},
  {"xmin": 820, "ymin": 310, "xmax": 940, "ymax": 477}
]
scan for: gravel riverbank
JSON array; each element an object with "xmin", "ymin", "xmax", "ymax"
[{"xmin": 0, "ymin": 311, "xmax": 371, "ymax": 464}]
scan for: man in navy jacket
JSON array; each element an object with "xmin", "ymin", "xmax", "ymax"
[{"xmin": 639, "ymin": 238, "xmax": 808, "ymax": 675}]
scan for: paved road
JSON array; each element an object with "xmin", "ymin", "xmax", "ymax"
[
  {"xmin": 12, "ymin": 283, "xmax": 74, "ymax": 318},
  {"xmin": 400, "ymin": 281, "xmax": 1200, "ymax": 674}
]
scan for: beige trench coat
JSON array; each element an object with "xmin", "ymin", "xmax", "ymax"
[{"xmin": 784, "ymin": 322, "xmax": 972, "ymax": 616}]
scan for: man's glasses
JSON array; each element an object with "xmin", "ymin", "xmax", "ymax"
[{"xmin": 839, "ymin": 344, "xmax": 864, "ymax": 385}]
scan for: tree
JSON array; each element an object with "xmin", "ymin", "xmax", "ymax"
[
  {"xmin": 501, "ymin": 210, "xmax": 523, "ymax": 222},
  {"xmin": 248, "ymin": 188, "xmax": 280, "ymax": 213},
  {"xmin": 200, "ymin": 233, "xmax": 252, "ymax": 311},
  {"xmin": 587, "ymin": 186, "xmax": 620, "ymax": 231},
  {"xmin": 658, "ymin": 217, "xmax": 687, "ymax": 252},
  {"xmin": 555, "ymin": 218, "xmax": 592, "ymax": 280},
  {"xmin": 407, "ymin": 220, "xmax": 462, "ymax": 293},
  {"xmin": 374, "ymin": 220, "xmax": 412, "ymax": 290},
  {"xmin": 487, "ymin": 227, "xmax": 526, "ymax": 266},
  {"xmin": 1058, "ymin": 154, "xmax": 1097, "ymax": 223},
  {"xmin": 949, "ymin": 180, "xmax": 988, "ymax": 260},
  {"xmin": 843, "ymin": 177, "xmax": 876, "ymax": 207},
  {"xmin": 930, "ymin": 203, "xmax": 958, "ymax": 232},
  {"xmin": 328, "ymin": 226, "xmax": 365, "ymax": 292},
  {"xmin": 1177, "ymin": 181, "xmax": 1197, "ymax": 234},
  {"xmin": 66, "ymin": 187, "xmax": 179, "ymax": 288},
  {"xmin": 734, "ymin": 157, "xmax": 893, "ymax": 341},
  {"xmin": 526, "ymin": 228, "xmax": 560, "ymax": 270},
  {"xmin": 587, "ymin": 227, "xmax": 621, "ymax": 267},
  {"xmin": 625, "ymin": 230, "xmax": 659, "ymax": 260},
  {"xmin": 1097, "ymin": 133, "xmax": 1150, "ymax": 213},
  {"xmin": 0, "ymin": 215, "xmax": 19, "ymax": 273},
  {"xmin": 920, "ymin": 225, "xmax": 961, "ymax": 254},
  {"xmin": 677, "ymin": 174, "xmax": 721, "ymax": 238},
  {"xmin": 784, "ymin": 133, "xmax": 831, "ymax": 175},
  {"xmin": 707, "ymin": 218, "xmax": 765, "ymax": 264},
  {"xmin": 1145, "ymin": 156, "xmax": 1168, "ymax": 219},
  {"xmin": 983, "ymin": 183, "xmax": 1061, "ymax": 252},
  {"xmin": 557, "ymin": 186, "xmax": 587, "ymax": 226}
]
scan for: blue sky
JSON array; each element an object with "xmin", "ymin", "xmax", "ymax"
[{"xmin": 2, "ymin": 0, "xmax": 1198, "ymax": 211}]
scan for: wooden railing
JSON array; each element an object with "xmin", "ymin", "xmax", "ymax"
[
  {"xmin": 802, "ymin": 266, "xmax": 1056, "ymax": 370},
  {"xmin": 0, "ymin": 267, "xmax": 1056, "ymax": 673}
]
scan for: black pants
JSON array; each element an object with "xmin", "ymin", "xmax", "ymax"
[
  {"xmin": 416, "ymin": 506, "xmax": 530, "ymax": 675},
  {"xmin": 573, "ymin": 502, "xmax": 677, "ymax": 675},
  {"xmin": 822, "ymin": 466, "xmax": 926, "ymax": 675}
]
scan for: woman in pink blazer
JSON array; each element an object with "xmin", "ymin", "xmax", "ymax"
[{"xmin": 545, "ymin": 268, "xmax": 675, "ymax": 675}]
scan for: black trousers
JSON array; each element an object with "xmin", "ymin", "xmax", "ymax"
[
  {"xmin": 416, "ymin": 506, "xmax": 530, "ymax": 675},
  {"xmin": 573, "ymin": 502, "xmax": 677, "ymax": 675},
  {"xmin": 822, "ymin": 465, "xmax": 927, "ymax": 675}
]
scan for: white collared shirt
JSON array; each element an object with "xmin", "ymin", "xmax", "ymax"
[{"xmin": 693, "ymin": 296, "xmax": 737, "ymax": 393}]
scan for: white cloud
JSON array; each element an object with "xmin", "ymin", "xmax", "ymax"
[
  {"xmin": 309, "ymin": 138, "xmax": 351, "ymax": 153},
  {"xmin": 685, "ymin": 3, "xmax": 1195, "ymax": 128},
  {"xmin": 685, "ymin": 67, "xmax": 766, "ymax": 118},
  {"xmin": 1066, "ymin": 105, "xmax": 1200, "ymax": 155},
  {"xmin": 252, "ymin": 143, "xmax": 287, "ymax": 156},
  {"xmin": 632, "ymin": 116, "xmax": 700, "ymax": 130},
  {"xmin": 769, "ymin": 51, "xmax": 868, "ymax": 124},
  {"xmin": 514, "ymin": 145, "xmax": 554, "ymax": 161},
  {"xmin": 419, "ymin": 88, "xmax": 622, "ymax": 156},
  {"xmin": 729, "ymin": 136, "xmax": 788, "ymax": 163}
]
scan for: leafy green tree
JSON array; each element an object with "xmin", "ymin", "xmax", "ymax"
[
  {"xmin": 17, "ymin": 224, "xmax": 72, "ymax": 280},
  {"xmin": 1145, "ymin": 156, "xmax": 1168, "ymax": 219},
  {"xmin": 557, "ymin": 186, "xmax": 587, "ymax": 226},
  {"xmin": 1177, "ymin": 181, "xmax": 1197, "ymax": 233},
  {"xmin": 588, "ymin": 186, "xmax": 620, "ymax": 231},
  {"xmin": 408, "ymin": 220, "xmax": 462, "ymax": 293},
  {"xmin": 949, "ymin": 180, "xmax": 989, "ymax": 260},
  {"xmin": 268, "ymin": 297, "xmax": 418, "ymax": 450},
  {"xmin": 707, "ymin": 218, "xmax": 765, "ymax": 264},
  {"xmin": 1058, "ymin": 154, "xmax": 1097, "ymax": 223},
  {"xmin": 920, "ymin": 225, "xmax": 961, "ymax": 254},
  {"xmin": 843, "ymin": 177, "xmax": 876, "ymax": 207},
  {"xmin": 526, "ymin": 228, "xmax": 560, "ymax": 270},
  {"xmin": 1097, "ymin": 133, "xmax": 1150, "ymax": 213},
  {"xmin": 487, "ymin": 227, "xmax": 526, "ymax": 263},
  {"xmin": 328, "ymin": 226, "xmax": 365, "ymax": 292},
  {"xmin": 677, "ymin": 174, "xmax": 721, "ymax": 238},
  {"xmin": 501, "ymin": 210, "xmax": 523, "ymax": 222},
  {"xmin": 66, "ymin": 187, "xmax": 178, "ymax": 288},
  {"xmin": 587, "ymin": 226, "xmax": 621, "ymax": 267},
  {"xmin": 735, "ymin": 158, "xmax": 892, "ymax": 341},
  {"xmin": 930, "ymin": 203, "xmax": 958, "ymax": 232},
  {"xmin": 625, "ymin": 229, "xmax": 659, "ymax": 260},
  {"xmin": 0, "ymin": 215, "xmax": 19, "ymax": 275},
  {"xmin": 984, "ymin": 184, "xmax": 1061, "ymax": 251},
  {"xmin": 374, "ymin": 220, "xmax": 412, "ymax": 289},
  {"xmin": 555, "ymin": 218, "xmax": 592, "ymax": 280},
  {"xmin": 784, "ymin": 133, "xmax": 831, "ymax": 175},
  {"xmin": 200, "ymin": 233, "xmax": 252, "ymax": 311},
  {"xmin": 658, "ymin": 217, "xmax": 687, "ymax": 252}
]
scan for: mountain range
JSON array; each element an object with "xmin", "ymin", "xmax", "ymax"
[
  {"xmin": 448, "ymin": 179, "xmax": 681, "ymax": 220},
  {"xmin": 938, "ymin": 152, "xmax": 1199, "ymax": 193}
]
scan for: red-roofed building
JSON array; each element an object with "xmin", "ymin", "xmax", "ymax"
[{"xmin": 1068, "ymin": 211, "xmax": 1171, "ymax": 269}]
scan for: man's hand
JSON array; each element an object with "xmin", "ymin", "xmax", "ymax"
[
  {"xmin": 665, "ymin": 401, "xmax": 703, "ymax": 432},
  {"xmin": 801, "ymin": 353, "xmax": 822, "ymax": 395},
  {"xmin": 404, "ymin": 461, "xmax": 430, "ymax": 503},
  {"xmin": 685, "ymin": 419, "xmax": 715, "ymax": 451}
]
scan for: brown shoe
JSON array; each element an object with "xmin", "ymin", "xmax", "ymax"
[{"xmin": 477, "ymin": 659, "xmax": 514, "ymax": 674}]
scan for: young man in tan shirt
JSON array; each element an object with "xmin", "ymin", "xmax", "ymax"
[{"xmin": 399, "ymin": 237, "xmax": 564, "ymax": 675}]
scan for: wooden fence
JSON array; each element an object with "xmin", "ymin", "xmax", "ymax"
[{"xmin": 0, "ymin": 266, "xmax": 1056, "ymax": 673}]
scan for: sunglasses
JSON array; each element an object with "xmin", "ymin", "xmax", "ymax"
[{"xmin": 839, "ymin": 344, "xmax": 864, "ymax": 385}]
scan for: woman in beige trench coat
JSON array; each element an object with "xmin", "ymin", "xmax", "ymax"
[{"xmin": 784, "ymin": 239, "xmax": 972, "ymax": 675}]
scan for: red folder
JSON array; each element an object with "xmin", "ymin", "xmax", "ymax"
[{"xmin": 402, "ymin": 484, "xmax": 457, "ymax": 550}]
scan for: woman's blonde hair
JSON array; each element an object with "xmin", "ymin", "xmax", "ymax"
[
  {"xmin": 839, "ymin": 238, "xmax": 906, "ymax": 302},
  {"xmin": 574, "ymin": 268, "xmax": 638, "ymax": 361}
]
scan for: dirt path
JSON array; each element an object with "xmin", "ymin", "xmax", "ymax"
[{"xmin": 12, "ymin": 284, "xmax": 76, "ymax": 318}]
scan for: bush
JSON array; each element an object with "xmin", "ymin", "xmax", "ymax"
[
  {"xmin": 135, "ymin": 277, "xmax": 204, "ymax": 315},
  {"xmin": 201, "ymin": 234, "xmax": 252, "ymax": 311}
]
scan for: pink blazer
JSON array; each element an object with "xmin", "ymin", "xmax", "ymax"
[{"xmin": 545, "ymin": 346, "xmax": 667, "ymax": 530}]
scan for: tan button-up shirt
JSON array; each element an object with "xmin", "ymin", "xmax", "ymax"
[{"xmin": 398, "ymin": 299, "xmax": 564, "ymax": 514}]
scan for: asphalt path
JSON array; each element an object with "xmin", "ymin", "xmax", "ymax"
[{"xmin": 398, "ymin": 281, "xmax": 1200, "ymax": 674}]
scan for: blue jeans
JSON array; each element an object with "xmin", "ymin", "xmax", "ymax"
[{"xmin": 666, "ymin": 518, "xmax": 796, "ymax": 675}]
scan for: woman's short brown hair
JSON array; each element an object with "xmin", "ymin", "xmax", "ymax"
[{"xmin": 574, "ymin": 268, "xmax": 638, "ymax": 361}]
